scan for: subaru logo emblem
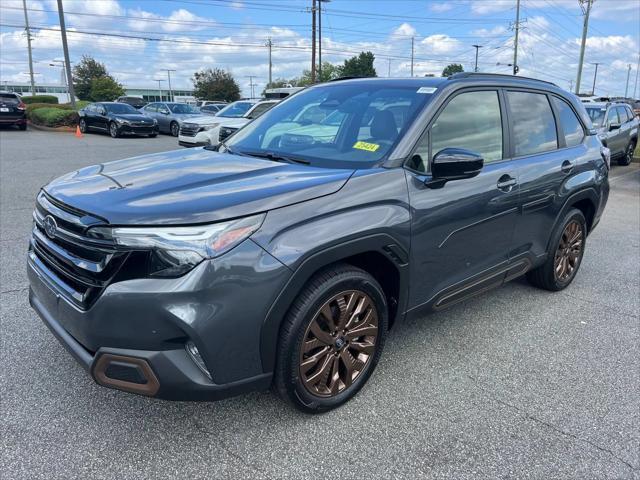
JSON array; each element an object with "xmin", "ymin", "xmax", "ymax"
[{"xmin": 43, "ymin": 215, "xmax": 57, "ymax": 239}]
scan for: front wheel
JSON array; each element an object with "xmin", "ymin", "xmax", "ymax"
[
  {"xmin": 109, "ymin": 122, "xmax": 119, "ymax": 138},
  {"xmin": 79, "ymin": 118, "xmax": 87, "ymax": 133},
  {"xmin": 170, "ymin": 121, "xmax": 179, "ymax": 137},
  {"xmin": 618, "ymin": 140, "xmax": 636, "ymax": 166},
  {"xmin": 526, "ymin": 208, "xmax": 586, "ymax": 291},
  {"xmin": 274, "ymin": 264, "xmax": 388, "ymax": 413}
]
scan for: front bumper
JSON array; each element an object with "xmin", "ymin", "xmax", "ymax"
[
  {"xmin": 179, "ymin": 140, "xmax": 209, "ymax": 147},
  {"xmin": 27, "ymin": 238, "xmax": 291, "ymax": 401},
  {"xmin": 117, "ymin": 124, "xmax": 159, "ymax": 136},
  {"xmin": 178, "ymin": 130, "xmax": 213, "ymax": 146},
  {"xmin": 0, "ymin": 115, "xmax": 26, "ymax": 125}
]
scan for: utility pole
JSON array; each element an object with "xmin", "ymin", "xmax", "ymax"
[
  {"xmin": 245, "ymin": 75, "xmax": 256, "ymax": 98},
  {"xmin": 266, "ymin": 37, "xmax": 272, "ymax": 85},
  {"xmin": 624, "ymin": 64, "xmax": 632, "ymax": 97},
  {"xmin": 634, "ymin": 54, "xmax": 639, "ymax": 98},
  {"xmin": 164, "ymin": 69, "xmax": 175, "ymax": 102},
  {"xmin": 472, "ymin": 44, "xmax": 483, "ymax": 73},
  {"xmin": 410, "ymin": 37, "xmax": 414, "ymax": 77},
  {"xmin": 590, "ymin": 62, "xmax": 600, "ymax": 95},
  {"xmin": 575, "ymin": 0, "xmax": 594, "ymax": 95},
  {"xmin": 512, "ymin": 0, "xmax": 521, "ymax": 75},
  {"xmin": 22, "ymin": 0, "xmax": 35, "ymax": 96},
  {"xmin": 311, "ymin": 0, "xmax": 317, "ymax": 82},
  {"xmin": 154, "ymin": 79, "xmax": 164, "ymax": 101},
  {"xmin": 56, "ymin": 0, "xmax": 75, "ymax": 107}
]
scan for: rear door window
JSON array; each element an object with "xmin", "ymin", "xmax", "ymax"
[
  {"xmin": 551, "ymin": 97, "xmax": 584, "ymax": 147},
  {"xmin": 616, "ymin": 106, "xmax": 629, "ymax": 123},
  {"xmin": 606, "ymin": 108, "xmax": 619, "ymax": 126},
  {"xmin": 507, "ymin": 91, "xmax": 558, "ymax": 156}
]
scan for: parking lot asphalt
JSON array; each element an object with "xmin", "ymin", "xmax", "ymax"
[{"xmin": 1, "ymin": 128, "xmax": 639, "ymax": 479}]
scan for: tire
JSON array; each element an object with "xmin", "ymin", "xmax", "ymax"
[
  {"xmin": 109, "ymin": 122, "xmax": 119, "ymax": 138},
  {"xmin": 170, "ymin": 121, "xmax": 179, "ymax": 137},
  {"xmin": 274, "ymin": 264, "xmax": 388, "ymax": 413},
  {"xmin": 149, "ymin": 133, "xmax": 157, "ymax": 138},
  {"xmin": 18, "ymin": 123, "xmax": 27, "ymax": 131},
  {"xmin": 618, "ymin": 140, "xmax": 636, "ymax": 166},
  {"xmin": 79, "ymin": 118, "xmax": 87, "ymax": 133},
  {"xmin": 526, "ymin": 208, "xmax": 587, "ymax": 291}
]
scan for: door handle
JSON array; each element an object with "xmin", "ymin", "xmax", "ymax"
[
  {"xmin": 497, "ymin": 174, "xmax": 517, "ymax": 192},
  {"xmin": 561, "ymin": 160, "xmax": 575, "ymax": 174}
]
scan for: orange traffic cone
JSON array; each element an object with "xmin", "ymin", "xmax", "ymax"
[{"xmin": 75, "ymin": 125, "xmax": 83, "ymax": 138}]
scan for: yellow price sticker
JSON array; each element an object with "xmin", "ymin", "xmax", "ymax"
[{"xmin": 353, "ymin": 141, "xmax": 380, "ymax": 152}]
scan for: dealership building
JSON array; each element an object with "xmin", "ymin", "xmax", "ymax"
[{"xmin": 0, "ymin": 83, "xmax": 196, "ymax": 103}]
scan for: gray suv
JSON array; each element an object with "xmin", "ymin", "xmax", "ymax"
[
  {"xmin": 27, "ymin": 74, "xmax": 609, "ymax": 412},
  {"xmin": 585, "ymin": 102, "xmax": 638, "ymax": 166}
]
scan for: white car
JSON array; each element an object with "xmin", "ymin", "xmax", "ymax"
[{"xmin": 178, "ymin": 99, "xmax": 279, "ymax": 147}]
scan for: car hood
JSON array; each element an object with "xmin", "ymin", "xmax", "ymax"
[
  {"xmin": 182, "ymin": 115, "xmax": 222, "ymax": 127},
  {"xmin": 219, "ymin": 118, "xmax": 250, "ymax": 128},
  {"xmin": 44, "ymin": 148, "xmax": 354, "ymax": 225},
  {"xmin": 171, "ymin": 113, "xmax": 200, "ymax": 120}
]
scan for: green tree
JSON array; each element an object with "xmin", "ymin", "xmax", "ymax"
[
  {"xmin": 340, "ymin": 51, "xmax": 377, "ymax": 78},
  {"xmin": 72, "ymin": 55, "xmax": 112, "ymax": 101},
  {"xmin": 89, "ymin": 76, "xmax": 125, "ymax": 101},
  {"xmin": 296, "ymin": 61, "xmax": 343, "ymax": 86},
  {"xmin": 192, "ymin": 68, "xmax": 241, "ymax": 102},
  {"xmin": 441, "ymin": 63, "xmax": 464, "ymax": 77}
]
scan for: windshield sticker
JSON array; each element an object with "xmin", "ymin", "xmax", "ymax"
[
  {"xmin": 353, "ymin": 141, "xmax": 380, "ymax": 152},
  {"xmin": 417, "ymin": 87, "xmax": 437, "ymax": 94}
]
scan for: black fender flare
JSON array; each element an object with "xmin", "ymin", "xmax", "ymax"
[
  {"xmin": 546, "ymin": 187, "xmax": 599, "ymax": 251},
  {"xmin": 259, "ymin": 233, "xmax": 409, "ymax": 373}
]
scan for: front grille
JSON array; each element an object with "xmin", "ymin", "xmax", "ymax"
[
  {"xmin": 29, "ymin": 191, "xmax": 127, "ymax": 309},
  {"xmin": 179, "ymin": 124, "xmax": 200, "ymax": 137},
  {"xmin": 218, "ymin": 127, "xmax": 238, "ymax": 142}
]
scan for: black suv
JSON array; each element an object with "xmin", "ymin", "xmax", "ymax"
[
  {"xmin": 0, "ymin": 91, "xmax": 27, "ymax": 130},
  {"xmin": 28, "ymin": 75, "xmax": 609, "ymax": 412}
]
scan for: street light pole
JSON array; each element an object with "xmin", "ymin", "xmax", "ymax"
[
  {"xmin": 154, "ymin": 79, "xmax": 164, "ymax": 101},
  {"xmin": 590, "ymin": 62, "xmax": 600, "ymax": 95},
  {"xmin": 472, "ymin": 44, "xmax": 483, "ymax": 73},
  {"xmin": 164, "ymin": 69, "xmax": 176, "ymax": 102},
  {"xmin": 624, "ymin": 63, "xmax": 632, "ymax": 97}
]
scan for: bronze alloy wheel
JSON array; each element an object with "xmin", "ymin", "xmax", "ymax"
[
  {"xmin": 299, "ymin": 290, "xmax": 379, "ymax": 397},
  {"xmin": 554, "ymin": 220, "xmax": 583, "ymax": 282}
]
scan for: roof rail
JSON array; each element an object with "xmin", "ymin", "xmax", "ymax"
[
  {"xmin": 447, "ymin": 72, "xmax": 557, "ymax": 87},
  {"xmin": 328, "ymin": 76, "xmax": 365, "ymax": 82}
]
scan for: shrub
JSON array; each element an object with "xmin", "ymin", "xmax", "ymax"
[
  {"xmin": 28, "ymin": 107, "xmax": 79, "ymax": 127},
  {"xmin": 21, "ymin": 95, "xmax": 59, "ymax": 105},
  {"xmin": 26, "ymin": 103, "xmax": 73, "ymax": 114}
]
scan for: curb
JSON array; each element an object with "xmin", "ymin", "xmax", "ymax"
[{"xmin": 28, "ymin": 122, "xmax": 76, "ymax": 133}]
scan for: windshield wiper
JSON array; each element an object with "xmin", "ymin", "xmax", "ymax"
[{"xmin": 246, "ymin": 151, "xmax": 310, "ymax": 165}]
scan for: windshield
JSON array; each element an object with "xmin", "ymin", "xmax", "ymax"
[
  {"xmin": 217, "ymin": 101, "xmax": 255, "ymax": 118},
  {"xmin": 105, "ymin": 103, "xmax": 138, "ymax": 114},
  {"xmin": 225, "ymin": 83, "xmax": 434, "ymax": 168},
  {"xmin": 168, "ymin": 103, "xmax": 199, "ymax": 114},
  {"xmin": 585, "ymin": 107, "xmax": 606, "ymax": 127}
]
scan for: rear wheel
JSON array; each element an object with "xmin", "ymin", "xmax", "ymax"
[
  {"xmin": 618, "ymin": 140, "xmax": 636, "ymax": 166},
  {"xmin": 79, "ymin": 118, "xmax": 87, "ymax": 133},
  {"xmin": 274, "ymin": 264, "xmax": 388, "ymax": 413},
  {"xmin": 526, "ymin": 208, "xmax": 586, "ymax": 291},
  {"xmin": 149, "ymin": 133, "xmax": 157, "ymax": 138},
  {"xmin": 18, "ymin": 123, "xmax": 27, "ymax": 131},
  {"xmin": 109, "ymin": 122, "xmax": 119, "ymax": 138},
  {"xmin": 170, "ymin": 121, "xmax": 179, "ymax": 137}
]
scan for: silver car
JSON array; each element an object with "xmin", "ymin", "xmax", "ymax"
[
  {"xmin": 142, "ymin": 102, "xmax": 201, "ymax": 136},
  {"xmin": 585, "ymin": 102, "xmax": 639, "ymax": 166}
]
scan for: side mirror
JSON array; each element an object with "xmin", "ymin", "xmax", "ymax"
[
  {"xmin": 428, "ymin": 148, "xmax": 484, "ymax": 186},
  {"xmin": 608, "ymin": 122, "xmax": 620, "ymax": 131},
  {"xmin": 99, "ymin": 108, "xmax": 107, "ymax": 115}
]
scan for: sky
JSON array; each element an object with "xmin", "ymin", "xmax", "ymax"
[{"xmin": 0, "ymin": 0, "xmax": 639, "ymax": 98}]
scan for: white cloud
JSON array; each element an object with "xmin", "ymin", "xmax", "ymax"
[
  {"xmin": 429, "ymin": 3, "xmax": 453, "ymax": 13},
  {"xmin": 392, "ymin": 23, "xmax": 417, "ymax": 38},
  {"xmin": 420, "ymin": 34, "xmax": 462, "ymax": 54}
]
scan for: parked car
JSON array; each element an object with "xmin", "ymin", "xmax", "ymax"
[
  {"xmin": 178, "ymin": 99, "xmax": 278, "ymax": 147},
  {"xmin": 78, "ymin": 102, "xmax": 159, "ymax": 138},
  {"xmin": 632, "ymin": 100, "xmax": 640, "ymax": 118},
  {"xmin": 197, "ymin": 100, "xmax": 228, "ymax": 108},
  {"xmin": 141, "ymin": 102, "xmax": 201, "ymax": 136},
  {"xmin": 0, "ymin": 91, "xmax": 27, "ymax": 130},
  {"xmin": 115, "ymin": 96, "xmax": 147, "ymax": 109},
  {"xmin": 199, "ymin": 103, "xmax": 227, "ymax": 115},
  {"xmin": 584, "ymin": 102, "xmax": 639, "ymax": 166},
  {"xmin": 27, "ymin": 74, "xmax": 609, "ymax": 412}
]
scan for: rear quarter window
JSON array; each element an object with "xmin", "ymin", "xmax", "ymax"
[
  {"xmin": 551, "ymin": 97, "xmax": 584, "ymax": 147},
  {"xmin": 507, "ymin": 91, "xmax": 558, "ymax": 156}
]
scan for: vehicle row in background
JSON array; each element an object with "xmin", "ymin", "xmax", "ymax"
[
  {"xmin": 584, "ymin": 101, "xmax": 639, "ymax": 166},
  {"xmin": 78, "ymin": 102, "xmax": 159, "ymax": 138}
]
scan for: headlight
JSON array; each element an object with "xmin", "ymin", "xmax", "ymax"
[
  {"xmin": 115, "ymin": 118, "xmax": 130, "ymax": 125},
  {"xmin": 152, "ymin": 118, "xmax": 158, "ymax": 125},
  {"xmin": 201, "ymin": 123, "xmax": 219, "ymax": 131},
  {"xmin": 88, "ymin": 214, "xmax": 264, "ymax": 277}
]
